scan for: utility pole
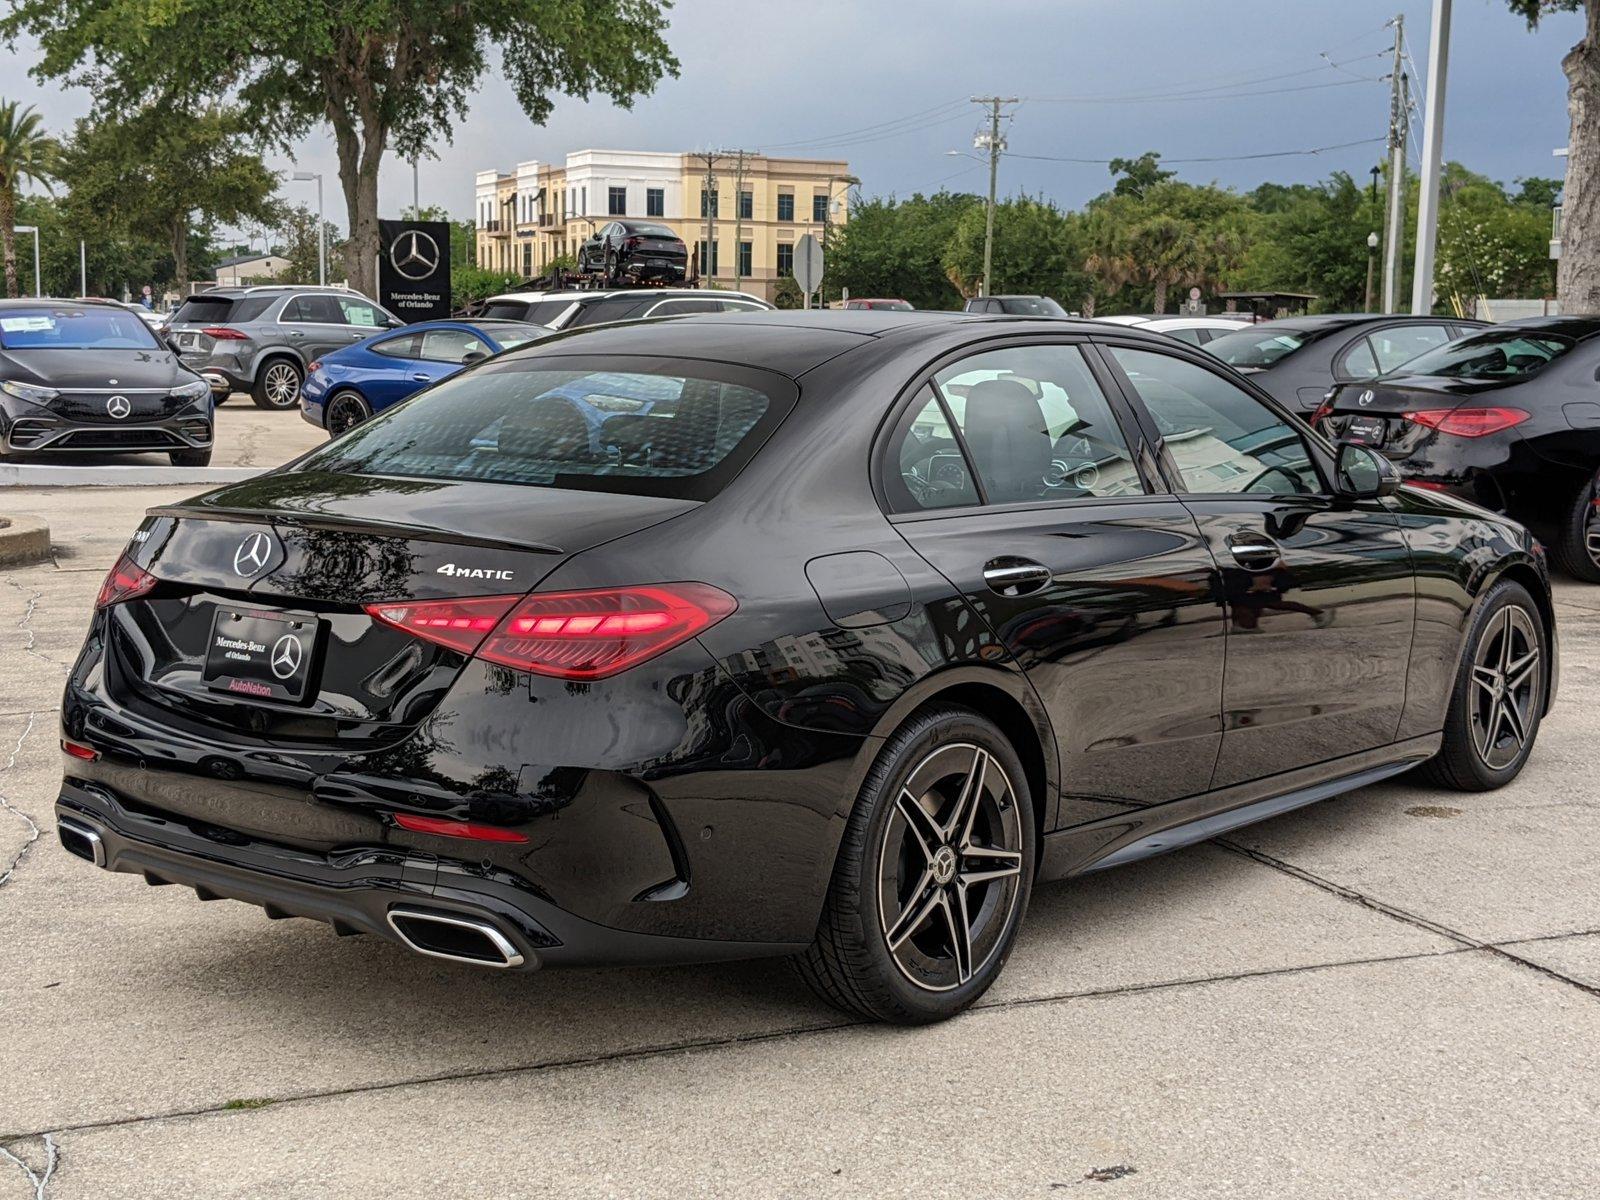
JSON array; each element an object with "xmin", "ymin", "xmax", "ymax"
[
  {"xmin": 1382, "ymin": 15, "xmax": 1408, "ymax": 313},
  {"xmin": 1411, "ymin": 0, "xmax": 1452, "ymax": 314},
  {"xmin": 972, "ymin": 96, "xmax": 1016, "ymax": 298},
  {"xmin": 732, "ymin": 150, "xmax": 747, "ymax": 292},
  {"xmin": 690, "ymin": 149, "xmax": 725, "ymax": 288}
]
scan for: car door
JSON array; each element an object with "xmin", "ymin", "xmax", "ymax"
[
  {"xmin": 884, "ymin": 339, "xmax": 1228, "ymax": 823},
  {"xmin": 359, "ymin": 333, "xmax": 424, "ymax": 410},
  {"xmin": 1101, "ymin": 342, "xmax": 1416, "ymax": 789},
  {"xmin": 282, "ymin": 294, "xmax": 351, "ymax": 362},
  {"xmin": 411, "ymin": 328, "xmax": 491, "ymax": 391},
  {"xmin": 337, "ymin": 294, "xmax": 394, "ymax": 344}
]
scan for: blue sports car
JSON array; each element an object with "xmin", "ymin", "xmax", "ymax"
[{"xmin": 301, "ymin": 318, "xmax": 547, "ymax": 435}]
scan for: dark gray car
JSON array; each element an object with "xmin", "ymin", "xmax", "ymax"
[
  {"xmin": 1203, "ymin": 313, "xmax": 1487, "ymax": 413},
  {"xmin": 166, "ymin": 286, "xmax": 402, "ymax": 410}
]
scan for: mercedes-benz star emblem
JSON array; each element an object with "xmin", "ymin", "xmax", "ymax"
[
  {"xmin": 1358, "ymin": 389, "xmax": 1375, "ymax": 407},
  {"xmin": 390, "ymin": 229, "xmax": 440, "ymax": 281},
  {"xmin": 106, "ymin": 395, "xmax": 132, "ymax": 420},
  {"xmin": 270, "ymin": 634, "xmax": 303, "ymax": 680},
  {"xmin": 232, "ymin": 532, "xmax": 271, "ymax": 577}
]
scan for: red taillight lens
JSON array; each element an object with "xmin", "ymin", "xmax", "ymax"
[
  {"xmin": 1404, "ymin": 478, "xmax": 1452, "ymax": 492},
  {"xmin": 393, "ymin": 812, "xmax": 528, "ymax": 843},
  {"xmin": 1309, "ymin": 398, "xmax": 1335, "ymax": 428},
  {"xmin": 624, "ymin": 236, "xmax": 642, "ymax": 249},
  {"xmin": 1403, "ymin": 407, "xmax": 1531, "ymax": 438},
  {"xmin": 62, "ymin": 740, "xmax": 99, "ymax": 761},
  {"xmin": 366, "ymin": 583, "xmax": 736, "ymax": 680},
  {"xmin": 96, "ymin": 552, "xmax": 157, "ymax": 609},
  {"xmin": 200, "ymin": 325, "xmax": 249, "ymax": 340}
]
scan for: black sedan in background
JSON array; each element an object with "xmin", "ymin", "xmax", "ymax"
[
  {"xmin": 1205, "ymin": 313, "xmax": 1486, "ymax": 412},
  {"xmin": 0, "ymin": 299, "xmax": 213, "ymax": 465},
  {"xmin": 576, "ymin": 220, "xmax": 689, "ymax": 283},
  {"xmin": 57, "ymin": 312, "xmax": 1554, "ymax": 1023},
  {"xmin": 1315, "ymin": 316, "xmax": 1600, "ymax": 581}
]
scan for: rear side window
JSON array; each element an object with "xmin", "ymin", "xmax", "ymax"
[
  {"xmin": 296, "ymin": 358, "xmax": 795, "ymax": 501},
  {"xmin": 1369, "ymin": 324, "xmax": 1451, "ymax": 374},
  {"xmin": 369, "ymin": 334, "xmax": 420, "ymax": 359},
  {"xmin": 478, "ymin": 301, "xmax": 531, "ymax": 321},
  {"xmin": 567, "ymin": 296, "xmax": 655, "ymax": 328}
]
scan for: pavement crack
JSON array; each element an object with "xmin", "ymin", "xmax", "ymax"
[
  {"xmin": 0, "ymin": 711, "xmax": 43, "ymax": 890},
  {"xmin": 1219, "ymin": 839, "xmax": 1600, "ymax": 1001},
  {"xmin": 4, "ymin": 579, "xmax": 73, "ymax": 675},
  {"xmin": 0, "ymin": 1134, "xmax": 58, "ymax": 1200}
]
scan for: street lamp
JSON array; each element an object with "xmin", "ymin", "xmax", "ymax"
[
  {"xmin": 13, "ymin": 225, "xmax": 41, "ymax": 296},
  {"xmin": 1365, "ymin": 231, "xmax": 1380, "ymax": 313},
  {"xmin": 291, "ymin": 170, "xmax": 326, "ymax": 286}
]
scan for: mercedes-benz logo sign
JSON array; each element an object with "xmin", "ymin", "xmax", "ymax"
[
  {"xmin": 232, "ymin": 532, "xmax": 271, "ymax": 577},
  {"xmin": 270, "ymin": 633, "xmax": 303, "ymax": 680},
  {"xmin": 106, "ymin": 395, "xmax": 132, "ymax": 420},
  {"xmin": 1358, "ymin": 389, "xmax": 1375, "ymax": 407},
  {"xmin": 390, "ymin": 229, "xmax": 440, "ymax": 281}
]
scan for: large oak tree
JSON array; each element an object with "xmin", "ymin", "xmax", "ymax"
[{"xmin": 5, "ymin": 0, "xmax": 678, "ymax": 296}]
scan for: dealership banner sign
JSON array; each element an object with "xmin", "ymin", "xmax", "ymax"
[{"xmin": 378, "ymin": 219, "xmax": 451, "ymax": 323}]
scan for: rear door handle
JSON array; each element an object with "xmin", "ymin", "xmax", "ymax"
[
  {"xmin": 1226, "ymin": 534, "xmax": 1282, "ymax": 571},
  {"xmin": 410, "ymin": 373, "xmax": 431, "ymax": 382},
  {"xmin": 983, "ymin": 557, "xmax": 1053, "ymax": 597}
]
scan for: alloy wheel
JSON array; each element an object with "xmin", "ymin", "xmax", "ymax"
[
  {"xmin": 1584, "ymin": 488, "xmax": 1600, "ymax": 568},
  {"xmin": 877, "ymin": 743, "xmax": 1024, "ymax": 992},
  {"xmin": 263, "ymin": 363, "xmax": 301, "ymax": 407},
  {"xmin": 1469, "ymin": 605, "xmax": 1540, "ymax": 770},
  {"xmin": 326, "ymin": 394, "xmax": 367, "ymax": 436}
]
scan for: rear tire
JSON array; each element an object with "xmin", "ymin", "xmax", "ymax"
[
  {"xmin": 323, "ymin": 390, "xmax": 371, "ymax": 437},
  {"xmin": 792, "ymin": 706, "xmax": 1034, "ymax": 1024},
  {"xmin": 251, "ymin": 358, "xmax": 303, "ymax": 410},
  {"xmin": 1549, "ymin": 476, "xmax": 1600, "ymax": 582},
  {"xmin": 1416, "ymin": 580, "xmax": 1546, "ymax": 791},
  {"xmin": 169, "ymin": 446, "xmax": 212, "ymax": 467}
]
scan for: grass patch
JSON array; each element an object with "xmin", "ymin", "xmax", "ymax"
[{"xmin": 222, "ymin": 1098, "xmax": 276, "ymax": 1111}]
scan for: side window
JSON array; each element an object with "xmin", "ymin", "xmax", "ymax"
[
  {"xmin": 935, "ymin": 344, "xmax": 1144, "ymax": 504},
  {"xmin": 648, "ymin": 299, "xmax": 720, "ymax": 316},
  {"xmin": 418, "ymin": 329, "xmax": 490, "ymax": 363},
  {"xmin": 338, "ymin": 296, "xmax": 383, "ymax": 327},
  {"xmin": 1110, "ymin": 347, "xmax": 1322, "ymax": 496},
  {"xmin": 1370, "ymin": 323, "xmax": 1451, "ymax": 374},
  {"xmin": 1338, "ymin": 337, "xmax": 1381, "ymax": 380},
  {"xmin": 292, "ymin": 295, "xmax": 345, "ymax": 324},
  {"xmin": 369, "ymin": 334, "xmax": 420, "ymax": 360},
  {"xmin": 886, "ymin": 387, "xmax": 980, "ymax": 512},
  {"xmin": 278, "ymin": 297, "xmax": 305, "ymax": 322},
  {"xmin": 1166, "ymin": 328, "xmax": 1206, "ymax": 346}
]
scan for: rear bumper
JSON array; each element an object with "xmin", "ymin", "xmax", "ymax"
[{"xmin": 55, "ymin": 778, "xmax": 804, "ymax": 971}]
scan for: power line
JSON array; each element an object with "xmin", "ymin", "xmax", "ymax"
[
  {"xmin": 1007, "ymin": 136, "xmax": 1386, "ymax": 166},
  {"xmin": 758, "ymin": 98, "xmax": 970, "ymax": 152},
  {"xmin": 1024, "ymin": 76, "xmax": 1382, "ymax": 105}
]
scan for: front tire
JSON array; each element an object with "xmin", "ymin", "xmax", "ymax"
[
  {"xmin": 1550, "ymin": 475, "xmax": 1600, "ymax": 582},
  {"xmin": 793, "ymin": 706, "xmax": 1034, "ymax": 1024},
  {"xmin": 1417, "ymin": 580, "xmax": 1546, "ymax": 791},
  {"xmin": 169, "ymin": 446, "xmax": 212, "ymax": 467},
  {"xmin": 251, "ymin": 358, "xmax": 303, "ymax": 410}
]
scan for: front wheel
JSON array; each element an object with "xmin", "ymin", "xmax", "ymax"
[
  {"xmin": 1417, "ymin": 579, "xmax": 1546, "ymax": 791},
  {"xmin": 792, "ymin": 706, "xmax": 1034, "ymax": 1024},
  {"xmin": 1550, "ymin": 476, "xmax": 1600, "ymax": 582}
]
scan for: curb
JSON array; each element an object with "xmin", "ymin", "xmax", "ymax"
[
  {"xmin": 0, "ymin": 464, "xmax": 263, "ymax": 488},
  {"xmin": 0, "ymin": 515, "xmax": 51, "ymax": 567}
]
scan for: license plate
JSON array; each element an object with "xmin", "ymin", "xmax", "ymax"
[
  {"xmin": 203, "ymin": 608, "xmax": 320, "ymax": 702},
  {"xmin": 1344, "ymin": 416, "xmax": 1387, "ymax": 445},
  {"xmin": 649, "ymin": 258, "xmax": 669, "ymax": 266},
  {"xmin": 176, "ymin": 333, "xmax": 198, "ymax": 349}
]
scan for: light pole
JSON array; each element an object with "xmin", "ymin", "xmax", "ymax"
[
  {"xmin": 1365, "ymin": 231, "xmax": 1380, "ymax": 313},
  {"xmin": 292, "ymin": 170, "xmax": 326, "ymax": 286},
  {"xmin": 13, "ymin": 225, "xmax": 41, "ymax": 296}
]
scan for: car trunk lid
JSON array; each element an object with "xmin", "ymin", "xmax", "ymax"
[{"xmin": 1316, "ymin": 376, "xmax": 1508, "ymax": 459}]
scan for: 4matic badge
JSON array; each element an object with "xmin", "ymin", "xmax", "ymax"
[{"xmin": 436, "ymin": 563, "xmax": 515, "ymax": 581}]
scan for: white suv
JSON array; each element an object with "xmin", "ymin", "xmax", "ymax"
[{"xmin": 478, "ymin": 288, "xmax": 771, "ymax": 331}]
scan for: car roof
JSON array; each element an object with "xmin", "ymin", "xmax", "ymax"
[
  {"xmin": 485, "ymin": 288, "xmax": 766, "ymax": 305},
  {"xmin": 1244, "ymin": 312, "xmax": 1482, "ymax": 334},
  {"xmin": 1492, "ymin": 314, "xmax": 1600, "ymax": 339},
  {"xmin": 495, "ymin": 309, "xmax": 1174, "ymax": 378},
  {"xmin": 0, "ymin": 296, "xmax": 126, "ymax": 309}
]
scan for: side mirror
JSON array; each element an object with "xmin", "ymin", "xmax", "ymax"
[
  {"xmin": 460, "ymin": 350, "xmax": 488, "ymax": 365},
  {"xmin": 1334, "ymin": 440, "xmax": 1401, "ymax": 499}
]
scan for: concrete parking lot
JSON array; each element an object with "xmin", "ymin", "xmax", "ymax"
[{"xmin": 2, "ymin": 475, "xmax": 1599, "ymax": 1197}]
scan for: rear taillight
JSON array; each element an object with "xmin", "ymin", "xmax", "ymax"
[
  {"xmin": 200, "ymin": 325, "xmax": 249, "ymax": 341},
  {"xmin": 393, "ymin": 812, "xmax": 528, "ymax": 843},
  {"xmin": 624, "ymin": 236, "xmax": 642, "ymax": 249},
  {"xmin": 365, "ymin": 583, "xmax": 736, "ymax": 680},
  {"xmin": 1404, "ymin": 407, "xmax": 1530, "ymax": 438},
  {"xmin": 96, "ymin": 552, "xmax": 157, "ymax": 609},
  {"xmin": 1309, "ymin": 397, "xmax": 1335, "ymax": 428}
]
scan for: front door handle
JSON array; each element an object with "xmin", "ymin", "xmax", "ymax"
[
  {"xmin": 983, "ymin": 557, "xmax": 1053, "ymax": 597},
  {"xmin": 1227, "ymin": 534, "xmax": 1282, "ymax": 571}
]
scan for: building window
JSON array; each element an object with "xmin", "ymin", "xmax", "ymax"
[
  {"xmin": 647, "ymin": 187, "xmax": 664, "ymax": 217},
  {"xmin": 813, "ymin": 193, "xmax": 828, "ymax": 223},
  {"xmin": 777, "ymin": 193, "xmax": 794, "ymax": 222},
  {"xmin": 608, "ymin": 186, "xmax": 627, "ymax": 216},
  {"xmin": 522, "ymin": 243, "xmax": 533, "ymax": 276},
  {"xmin": 739, "ymin": 190, "xmax": 753, "ymax": 220},
  {"xmin": 580, "ymin": 186, "xmax": 587, "ymax": 215},
  {"xmin": 699, "ymin": 240, "xmax": 719, "ymax": 276},
  {"xmin": 700, "ymin": 189, "xmax": 720, "ymax": 218},
  {"xmin": 777, "ymin": 244, "xmax": 794, "ymax": 277},
  {"xmin": 738, "ymin": 240, "xmax": 752, "ymax": 276}
]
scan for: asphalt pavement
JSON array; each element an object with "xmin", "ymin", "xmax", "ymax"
[{"xmin": 1, "ymin": 449, "xmax": 1598, "ymax": 1196}]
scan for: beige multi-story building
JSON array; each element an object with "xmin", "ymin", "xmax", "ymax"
[{"xmin": 473, "ymin": 150, "xmax": 851, "ymax": 302}]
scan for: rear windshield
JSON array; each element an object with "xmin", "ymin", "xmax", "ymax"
[
  {"xmin": 476, "ymin": 322, "xmax": 547, "ymax": 349},
  {"xmin": 1394, "ymin": 329, "xmax": 1576, "ymax": 380},
  {"xmin": 997, "ymin": 297, "xmax": 1066, "ymax": 316},
  {"xmin": 1205, "ymin": 326, "xmax": 1315, "ymax": 368},
  {"xmin": 0, "ymin": 307, "xmax": 160, "ymax": 350},
  {"xmin": 172, "ymin": 295, "xmax": 276, "ymax": 325},
  {"xmin": 294, "ymin": 357, "xmax": 796, "ymax": 501},
  {"xmin": 624, "ymin": 223, "xmax": 677, "ymax": 239},
  {"xmin": 479, "ymin": 299, "xmax": 574, "ymax": 327}
]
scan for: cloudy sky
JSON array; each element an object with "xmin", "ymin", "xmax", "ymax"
[{"xmin": 7, "ymin": 0, "xmax": 1585, "ymax": 230}]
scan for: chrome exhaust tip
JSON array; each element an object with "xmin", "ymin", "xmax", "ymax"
[
  {"xmin": 385, "ymin": 907, "xmax": 525, "ymax": 969},
  {"xmin": 58, "ymin": 816, "xmax": 106, "ymax": 868}
]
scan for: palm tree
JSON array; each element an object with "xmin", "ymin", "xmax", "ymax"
[{"xmin": 0, "ymin": 101, "xmax": 56, "ymax": 298}]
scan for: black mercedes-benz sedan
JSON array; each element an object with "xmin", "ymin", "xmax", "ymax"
[
  {"xmin": 0, "ymin": 299, "xmax": 214, "ymax": 464},
  {"xmin": 1314, "ymin": 317, "xmax": 1600, "ymax": 582},
  {"xmin": 56, "ymin": 312, "xmax": 1556, "ymax": 1023}
]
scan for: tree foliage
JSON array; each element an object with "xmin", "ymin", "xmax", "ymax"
[
  {"xmin": 4, "ymin": 0, "xmax": 680, "ymax": 295},
  {"xmin": 944, "ymin": 195, "xmax": 1091, "ymax": 307},
  {"xmin": 828, "ymin": 191, "xmax": 980, "ymax": 309},
  {"xmin": 0, "ymin": 100, "xmax": 57, "ymax": 297}
]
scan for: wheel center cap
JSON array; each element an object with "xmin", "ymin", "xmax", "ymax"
[{"xmin": 931, "ymin": 846, "xmax": 958, "ymax": 886}]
